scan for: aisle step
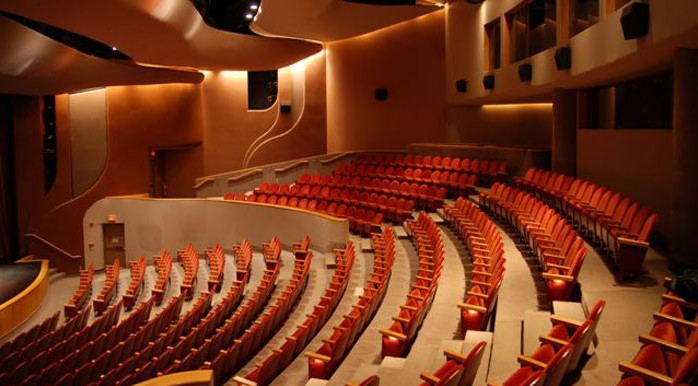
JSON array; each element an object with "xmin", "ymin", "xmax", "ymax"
[{"xmin": 523, "ymin": 310, "xmax": 552, "ymax": 355}]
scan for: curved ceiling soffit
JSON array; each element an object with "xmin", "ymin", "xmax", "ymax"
[
  {"xmin": 0, "ymin": 0, "xmax": 322, "ymax": 71},
  {"xmin": 0, "ymin": 17, "xmax": 203, "ymax": 95},
  {"xmin": 250, "ymin": 0, "xmax": 441, "ymax": 42}
]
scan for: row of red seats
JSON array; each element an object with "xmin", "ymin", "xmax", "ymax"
[
  {"xmin": 333, "ymin": 163, "xmax": 479, "ymax": 198},
  {"xmin": 234, "ymin": 239, "xmax": 252, "ymax": 282},
  {"xmin": 293, "ymin": 235, "xmax": 311, "ymax": 259},
  {"xmin": 190, "ymin": 249, "xmax": 312, "ymax": 384},
  {"xmin": 0, "ymin": 305, "xmax": 92, "ymax": 374},
  {"xmin": 305, "ymin": 228, "xmax": 396, "ymax": 379},
  {"xmin": 94, "ymin": 258, "xmax": 120, "ymax": 315},
  {"xmin": 6, "ymin": 300, "xmax": 124, "ymax": 385},
  {"xmin": 354, "ymin": 153, "xmax": 507, "ymax": 182},
  {"xmin": 124, "ymin": 256, "xmax": 146, "ymax": 310},
  {"xmin": 177, "ymin": 244, "xmax": 200, "ymax": 300},
  {"xmin": 380, "ymin": 212, "xmax": 444, "ymax": 357},
  {"xmin": 489, "ymin": 301, "xmax": 606, "ymax": 386},
  {"xmin": 482, "ymin": 184, "xmax": 587, "ymax": 303},
  {"xmin": 443, "ymin": 197, "xmax": 506, "ymax": 333},
  {"xmin": 617, "ymin": 281, "xmax": 698, "ymax": 386},
  {"xmin": 152, "ymin": 250, "xmax": 173, "ymax": 305},
  {"xmin": 418, "ymin": 342, "xmax": 488, "ymax": 386},
  {"xmin": 230, "ymin": 241, "xmax": 356, "ymax": 386},
  {"xmin": 102, "ymin": 294, "xmax": 202, "ymax": 386},
  {"xmin": 189, "ymin": 260, "xmax": 283, "ymax": 382},
  {"xmin": 262, "ymin": 236, "xmax": 281, "ymax": 267},
  {"xmin": 0, "ymin": 310, "xmax": 60, "ymax": 362},
  {"xmin": 204, "ymin": 244, "xmax": 226, "ymax": 293},
  {"xmin": 65, "ymin": 263, "xmax": 94, "ymax": 318},
  {"xmin": 515, "ymin": 168, "xmax": 659, "ymax": 280},
  {"xmin": 299, "ymin": 173, "xmax": 452, "ymax": 212}
]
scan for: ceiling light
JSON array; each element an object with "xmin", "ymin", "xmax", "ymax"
[
  {"xmin": 249, "ymin": 3, "xmax": 259, "ymax": 10},
  {"xmin": 244, "ymin": 13, "xmax": 253, "ymax": 20},
  {"xmin": 111, "ymin": 47, "xmax": 117, "ymax": 51}
]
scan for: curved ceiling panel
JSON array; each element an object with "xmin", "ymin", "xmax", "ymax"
[
  {"xmin": 0, "ymin": 0, "xmax": 322, "ymax": 71},
  {"xmin": 0, "ymin": 17, "xmax": 203, "ymax": 95},
  {"xmin": 251, "ymin": 0, "xmax": 441, "ymax": 42}
]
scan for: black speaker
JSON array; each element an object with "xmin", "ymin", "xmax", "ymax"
[
  {"xmin": 374, "ymin": 88, "xmax": 388, "ymax": 101},
  {"xmin": 483, "ymin": 74, "xmax": 495, "ymax": 90},
  {"xmin": 621, "ymin": 2, "xmax": 650, "ymax": 40},
  {"xmin": 280, "ymin": 103, "xmax": 291, "ymax": 113},
  {"xmin": 455, "ymin": 79, "xmax": 467, "ymax": 93},
  {"xmin": 518, "ymin": 63, "xmax": 532, "ymax": 82},
  {"xmin": 555, "ymin": 46, "xmax": 572, "ymax": 70}
]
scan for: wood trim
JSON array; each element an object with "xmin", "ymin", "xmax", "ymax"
[
  {"xmin": 0, "ymin": 260, "xmax": 49, "ymax": 339},
  {"xmin": 275, "ymin": 160, "xmax": 309, "ymax": 174},
  {"xmin": 133, "ymin": 370, "xmax": 214, "ymax": 386},
  {"xmin": 192, "ymin": 178, "xmax": 214, "ymax": 190},
  {"xmin": 320, "ymin": 152, "xmax": 352, "ymax": 164},
  {"xmin": 227, "ymin": 169, "xmax": 264, "ymax": 183}
]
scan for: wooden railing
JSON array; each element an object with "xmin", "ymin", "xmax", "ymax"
[{"xmin": 25, "ymin": 233, "xmax": 82, "ymax": 274}]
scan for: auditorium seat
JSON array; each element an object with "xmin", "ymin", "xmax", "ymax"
[{"xmin": 419, "ymin": 342, "xmax": 487, "ymax": 386}]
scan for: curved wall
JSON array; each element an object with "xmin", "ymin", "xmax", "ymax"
[{"xmin": 83, "ymin": 198, "xmax": 349, "ymax": 270}]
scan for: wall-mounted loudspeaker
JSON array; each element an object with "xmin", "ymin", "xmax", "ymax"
[
  {"xmin": 518, "ymin": 63, "xmax": 532, "ymax": 82},
  {"xmin": 555, "ymin": 46, "xmax": 572, "ymax": 70},
  {"xmin": 483, "ymin": 74, "xmax": 495, "ymax": 90},
  {"xmin": 280, "ymin": 104, "xmax": 291, "ymax": 113},
  {"xmin": 455, "ymin": 79, "xmax": 467, "ymax": 93},
  {"xmin": 374, "ymin": 88, "xmax": 388, "ymax": 101},
  {"xmin": 621, "ymin": 2, "xmax": 650, "ymax": 40}
]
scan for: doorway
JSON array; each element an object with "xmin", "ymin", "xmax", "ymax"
[{"xmin": 102, "ymin": 223, "xmax": 126, "ymax": 266}]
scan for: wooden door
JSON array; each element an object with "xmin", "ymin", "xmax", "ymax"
[{"xmin": 103, "ymin": 223, "xmax": 126, "ymax": 266}]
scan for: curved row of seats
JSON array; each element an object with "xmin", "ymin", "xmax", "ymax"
[
  {"xmin": 262, "ymin": 236, "xmax": 281, "ymax": 268},
  {"xmin": 124, "ymin": 256, "xmax": 146, "ymax": 310},
  {"xmin": 334, "ymin": 163, "xmax": 477, "ymax": 199},
  {"xmin": 488, "ymin": 300, "xmax": 606, "ymax": 386},
  {"xmin": 305, "ymin": 228, "xmax": 396, "ymax": 380},
  {"xmin": 65, "ymin": 264, "xmax": 94, "ymax": 318},
  {"xmin": 443, "ymin": 197, "xmax": 506, "ymax": 333},
  {"xmin": 380, "ymin": 212, "xmax": 444, "ymax": 358},
  {"xmin": 234, "ymin": 239, "xmax": 253, "ymax": 282},
  {"xmin": 204, "ymin": 245, "xmax": 226, "ymax": 293},
  {"xmin": 617, "ymin": 280, "xmax": 698, "ymax": 386},
  {"xmin": 177, "ymin": 244, "xmax": 200, "ymax": 300},
  {"xmin": 0, "ymin": 310, "xmax": 60, "ymax": 369},
  {"xmin": 515, "ymin": 168, "xmax": 659, "ymax": 280},
  {"xmin": 231, "ymin": 241, "xmax": 357, "ymax": 386},
  {"xmin": 152, "ymin": 250, "xmax": 173, "ymax": 305},
  {"xmin": 94, "ymin": 259, "xmax": 120, "ymax": 315},
  {"xmin": 482, "ymin": 184, "xmax": 587, "ymax": 303},
  {"xmin": 418, "ymin": 342, "xmax": 488, "ymax": 386}
]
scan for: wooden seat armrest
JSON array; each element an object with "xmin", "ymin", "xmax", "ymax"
[
  {"xmin": 393, "ymin": 315, "xmax": 411, "ymax": 324},
  {"xmin": 539, "ymin": 335, "xmax": 568, "ymax": 347},
  {"xmin": 550, "ymin": 315, "xmax": 583, "ymax": 327},
  {"xmin": 546, "ymin": 263, "xmax": 571, "ymax": 271},
  {"xmin": 466, "ymin": 291, "xmax": 490, "ymax": 298},
  {"xmin": 416, "ymin": 275, "xmax": 433, "ymax": 282},
  {"xmin": 542, "ymin": 246, "xmax": 561, "ymax": 253},
  {"xmin": 662, "ymin": 293, "xmax": 698, "ymax": 310},
  {"xmin": 617, "ymin": 237, "xmax": 650, "ymax": 248},
  {"xmin": 472, "ymin": 261, "xmax": 492, "ymax": 269},
  {"xmin": 618, "ymin": 362, "xmax": 672, "ymax": 386},
  {"xmin": 470, "ymin": 270, "xmax": 492, "ymax": 277},
  {"xmin": 407, "ymin": 293, "xmax": 425, "ymax": 301},
  {"xmin": 444, "ymin": 349, "xmax": 468, "ymax": 363},
  {"xmin": 305, "ymin": 351, "xmax": 332, "ymax": 362},
  {"xmin": 413, "ymin": 284, "xmax": 430, "ymax": 291},
  {"xmin": 653, "ymin": 312, "xmax": 697, "ymax": 330},
  {"xmin": 380, "ymin": 328, "xmax": 407, "ymax": 341},
  {"xmin": 458, "ymin": 303, "xmax": 487, "ymax": 313},
  {"xmin": 542, "ymin": 272, "xmax": 575, "ymax": 282},
  {"xmin": 233, "ymin": 376, "xmax": 258, "ymax": 386},
  {"xmin": 517, "ymin": 355, "xmax": 547, "ymax": 369},
  {"xmin": 487, "ymin": 381, "xmax": 506, "ymax": 386},
  {"xmin": 471, "ymin": 279, "xmax": 492, "ymax": 287},
  {"xmin": 638, "ymin": 334, "xmax": 688, "ymax": 355},
  {"xmin": 542, "ymin": 252, "xmax": 566, "ymax": 260},
  {"xmin": 419, "ymin": 372, "xmax": 441, "ymax": 384},
  {"xmin": 400, "ymin": 304, "xmax": 418, "ymax": 312}
]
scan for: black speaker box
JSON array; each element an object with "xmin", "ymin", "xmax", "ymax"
[
  {"xmin": 621, "ymin": 2, "xmax": 650, "ymax": 40},
  {"xmin": 555, "ymin": 46, "xmax": 572, "ymax": 70},
  {"xmin": 455, "ymin": 79, "xmax": 467, "ymax": 93},
  {"xmin": 374, "ymin": 88, "xmax": 388, "ymax": 101},
  {"xmin": 518, "ymin": 63, "xmax": 532, "ymax": 82},
  {"xmin": 483, "ymin": 74, "xmax": 495, "ymax": 90},
  {"xmin": 280, "ymin": 104, "xmax": 291, "ymax": 113}
]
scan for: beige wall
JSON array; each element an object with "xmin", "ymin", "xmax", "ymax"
[
  {"xmin": 577, "ymin": 129, "xmax": 672, "ymax": 235},
  {"xmin": 83, "ymin": 198, "xmax": 349, "ymax": 269},
  {"xmin": 446, "ymin": 0, "xmax": 698, "ymax": 104},
  {"xmin": 445, "ymin": 103, "xmax": 552, "ymax": 148},
  {"xmin": 327, "ymin": 11, "xmax": 446, "ymax": 152}
]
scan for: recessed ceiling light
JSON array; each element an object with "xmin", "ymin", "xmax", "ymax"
[
  {"xmin": 245, "ymin": 13, "xmax": 253, "ymax": 20},
  {"xmin": 249, "ymin": 3, "xmax": 259, "ymax": 10},
  {"xmin": 111, "ymin": 47, "xmax": 117, "ymax": 51}
]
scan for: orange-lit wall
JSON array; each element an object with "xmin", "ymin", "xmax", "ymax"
[{"xmin": 327, "ymin": 11, "xmax": 446, "ymax": 152}]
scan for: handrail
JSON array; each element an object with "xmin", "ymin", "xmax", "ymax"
[
  {"xmin": 227, "ymin": 168, "xmax": 264, "ymax": 183},
  {"xmin": 133, "ymin": 370, "xmax": 213, "ymax": 386},
  {"xmin": 319, "ymin": 152, "xmax": 352, "ymax": 164},
  {"xmin": 275, "ymin": 160, "xmax": 309, "ymax": 173},
  {"xmin": 193, "ymin": 178, "xmax": 215, "ymax": 189},
  {"xmin": 25, "ymin": 233, "xmax": 81, "ymax": 259}
]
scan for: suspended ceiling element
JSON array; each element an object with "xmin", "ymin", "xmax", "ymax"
[
  {"xmin": 0, "ymin": 17, "xmax": 203, "ymax": 95},
  {"xmin": 0, "ymin": 0, "xmax": 322, "ymax": 71},
  {"xmin": 251, "ymin": 0, "xmax": 442, "ymax": 42}
]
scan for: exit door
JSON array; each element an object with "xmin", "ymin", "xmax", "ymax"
[{"xmin": 103, "ymin": 223, "xmax": 126, "ymax": 266}]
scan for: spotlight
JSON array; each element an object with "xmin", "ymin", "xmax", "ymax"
[
  {"xmin": 245, "ymin": 13, "xmax": 253, "ymax": 20},
  {"xmin": 249, "ymin": 3, "xmax": 259, "ymax": 10},
  {"xmin": 111, "ymin": 47, "xmax": 117, "ymax": 51}
]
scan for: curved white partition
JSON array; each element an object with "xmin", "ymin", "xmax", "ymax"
[{"xmin": 83, "ymin": 197, "xmax": 349, "ymax": 269}]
